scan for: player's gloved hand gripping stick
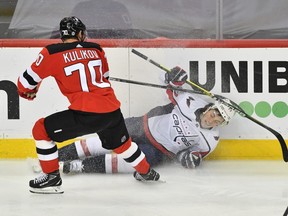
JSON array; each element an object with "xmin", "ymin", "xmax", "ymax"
[{"xmin": 131, "ymin": 49, "xmax": 288, "ymax": 162}]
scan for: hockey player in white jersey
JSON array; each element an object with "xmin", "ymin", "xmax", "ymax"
[{"xmin": 55, "ymin": 66, "xmax": 235, "ymax": 174}]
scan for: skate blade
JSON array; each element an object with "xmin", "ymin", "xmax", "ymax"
[
  {"xmin": 141, "ymin": 179, "xmax": 166, "ymax": 184},
  {"xmin": 29, "ymin": 186, "xmax": 64, "ymax": 194},
  {"xmin": 136, "ymin": 179, "xmax": 166, "ymax": 183}
]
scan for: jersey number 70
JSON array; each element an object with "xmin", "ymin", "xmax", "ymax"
[{"xmin": 64, "ymin": 59, "xmax": 110, "ymax": 91}]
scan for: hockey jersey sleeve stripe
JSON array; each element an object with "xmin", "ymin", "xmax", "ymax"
[
  {"xmin": 19, "ymin": 67, "xmax": 42, "ymax": 89},
  {"xmin": 19, "ymin": 73, "xmax": 34, "ymax": 90},
  {"xmin": 23, "ymin": 71, "xmax": 38, "ymax": 86},
  {"xmin": 166, "ymin": 88, "xmax": 177, "ymax": 105},
  {"xmin": 26, "ymin": 66, "xmax": 42, "ymax": 83}
]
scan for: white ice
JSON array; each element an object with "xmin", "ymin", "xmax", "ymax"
[{"xmin": 0, "ymin": 160, "xmax": 288, "ymax": 216}]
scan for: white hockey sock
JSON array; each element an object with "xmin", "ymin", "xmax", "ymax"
[
  {"xmin": 75, "ymin": 135, "xmax": 111, "ymax": 158},
  {"xmin": 105, "ymin": 154, "xmax": 134, "ymax": 174}
]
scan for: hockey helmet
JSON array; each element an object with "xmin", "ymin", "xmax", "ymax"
[
  {"xmin": 211, "ymin": 99, "xmax": 236, "ymax": 125},
  {"xmin": 59, "ymin": 16, "xmax": 86, "ymax": 40}
]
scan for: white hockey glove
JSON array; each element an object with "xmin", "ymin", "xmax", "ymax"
[
  {"xmin": 165, "ymin": 66, "xmax": 188, "ymax": 87},
  {"xmin": 176, "ymin": 149, "xmax": 202, "ymax": 169}
]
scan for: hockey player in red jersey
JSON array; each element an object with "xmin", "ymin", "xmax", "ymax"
[
  {"xmin": 52, "ymin": 66, "xmax": 236, "ymax": 174},
  {"xmin": 17, "ymin": 16, "xmax": 160, "ymax": 194}
]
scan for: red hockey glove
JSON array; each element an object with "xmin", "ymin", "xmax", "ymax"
[
  {"xmin": 18, "ymin": 81, "xmax": 41, "ymax": 101},
  {"xmin": 165, "ymin": 66, "xmax": 188, "ymax": 87},
  {"xmin": 177, "ymin": 149, "xmax": 202, "ymax": 169},
  {"xmin": 18, "ymin": 88, "xmax": 38, "ymax": 100}
]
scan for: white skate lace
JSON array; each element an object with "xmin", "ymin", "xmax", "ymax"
[
  {"xmin": 70, "ymin": 160, "xmax": 84, "ymax": 172},
  {"xmin": 34, "ymin": 174, "xmax": 48, "ymax": 184}
]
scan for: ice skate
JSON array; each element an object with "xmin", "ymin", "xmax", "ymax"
[
  {"xmin": 133, "ymin": 168, "xmax": 160, "ymax": 182},
  {"xmin": 29, "ymin": 170, "xmax": 63, "ymax": 194}
]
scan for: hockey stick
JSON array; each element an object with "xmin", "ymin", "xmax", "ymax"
[
  {"xmin": 131, "ymin": 49, "xmax": 288, "ymax": 162},
  {"xmin": 109, "ymin": 77, "xmax": 205, "ymax": 95}
]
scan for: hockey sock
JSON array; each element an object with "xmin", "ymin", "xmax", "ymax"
[
  {"xmin": 58, "ymin": 142, "xmax": 79, "ymax": 161},
  {"xmin": 105, "ymin": 154, "xmax": 134, "ymax": 173},
  {"xmin": 78, "ymin": 154, "xmax": 134, "ymax": 173},
  {"xmin": 36, "ymin": 140, "xmax": 59, "ymax": 173},
  {"xmin": 74, "ymin": 136, "xmax": 111, "ymax": 158},
  {"xmin": 114, "ymin": 140, "xmax": 150, "ymax": 174},
  {"xmin": 82, "ymin": 156, "xmax": 106, "ymax": 173}
]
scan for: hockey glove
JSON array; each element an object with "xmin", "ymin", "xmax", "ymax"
[
  {"xmin": 165, "ymin": 66, "xmax": 188, "ymax": 87},
  {"xmin": 177, "ymin": 149, "xmax": 202, "ymax": 169},
  {"xmin": 18, "ymin": 81, "xmax": 41, "ymax": 101},
  {"xmin": 18, "ymin": 83, "xmax": 40, "ymax": 101},
  {"xmin": 18, "ymin": 89, "xmax": 38, "ymax": 100}
]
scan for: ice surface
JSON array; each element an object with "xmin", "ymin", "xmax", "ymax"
[{"xmin": 0, "ymin": 160, "xmax": 287, "ymax": 216}]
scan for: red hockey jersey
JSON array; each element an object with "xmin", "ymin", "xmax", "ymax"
[{"xmin": 18, "ymin": 41, "xmax": 121, "ymax": 113}]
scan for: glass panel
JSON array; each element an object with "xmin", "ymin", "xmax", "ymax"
[{"xmin": 1, "ymin": 0, "xmax": 288, "ymax": 39}]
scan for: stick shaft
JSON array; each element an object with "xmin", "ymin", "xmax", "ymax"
[
  {"xmin": 132, "ymin": 49, "xmax": 213, "ymax": 96},
  {"xmin": 109, "ymin": 77, "xmax": 204, "ymax": 95}
]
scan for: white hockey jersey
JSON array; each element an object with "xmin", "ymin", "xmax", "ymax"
[{"xmin": 147, "ymin": 91, "xmax": 220, "ymax": 158}]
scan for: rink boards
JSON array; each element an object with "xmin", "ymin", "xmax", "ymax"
[
  {"xmin": 0, "ymin": 138, "xmax": 284, "ymax": 160},
  {"xmin": 0, "ymin": 40, "xmax": 287, "ymax": 160}
]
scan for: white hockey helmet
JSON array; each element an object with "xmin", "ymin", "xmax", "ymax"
[{"xmin": 211, "ymin": 99, "xmax": 236, "ymax": 125}]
